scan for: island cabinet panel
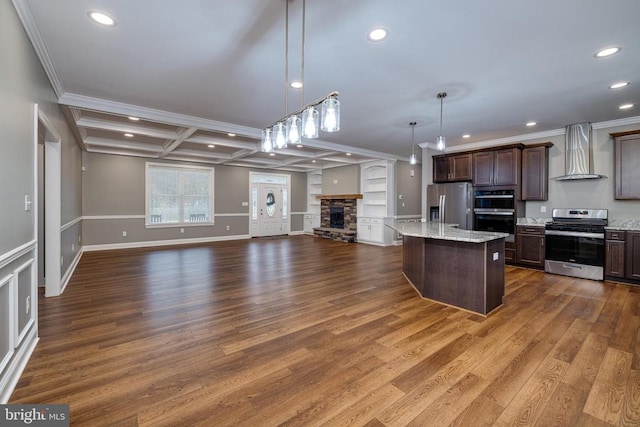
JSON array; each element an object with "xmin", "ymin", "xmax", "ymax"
[
  {"xmin": 521, "ymin": 143, "xmax": 552, "ymax": 201},
  {"xmin": 403, "ymin": 235, "xmax": 505, "ymax": 315},
  {"xmin": 612, "ymin": 131, "xmax": 640, "ymax": 199},
  {"xmin": 626, "ymin": 231, "xmax": 640, "ymax": 280}
]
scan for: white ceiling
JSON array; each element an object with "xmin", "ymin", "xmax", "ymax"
[{"xmin": 13, "ymin": 0, "xmax": 640, "ymax": 171}]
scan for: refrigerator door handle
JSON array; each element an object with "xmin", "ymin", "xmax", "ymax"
[{"xmin": 440, "ymin": 194, "xmax": 446, "ymax": 223}]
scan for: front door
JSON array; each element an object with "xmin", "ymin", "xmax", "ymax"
[{"xmin": 250, "ymin": 173, "xmax": 290, "ymax": 237}]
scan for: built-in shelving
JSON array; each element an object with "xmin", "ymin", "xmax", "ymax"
[
  {"xmin": 358, "ymin": 160, "xmax": 396, "ymax": 245},
  {"xmin": 305, "ymin": 170, "xmax": 322, "ymax": 234}
]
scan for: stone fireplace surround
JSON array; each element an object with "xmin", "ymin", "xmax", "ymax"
[{"xmin": 313, "ymin": 194, "xmax": 362, "ymax": 243}]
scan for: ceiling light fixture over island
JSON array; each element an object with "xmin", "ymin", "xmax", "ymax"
[{"xmin": 389, "ymin": 221, "xmax": 509, "ymax": 315}]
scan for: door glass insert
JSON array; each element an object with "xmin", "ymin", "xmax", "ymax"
[{"xmin": 266, "ymin": 190, "xmax": 276, "ymax": 217}]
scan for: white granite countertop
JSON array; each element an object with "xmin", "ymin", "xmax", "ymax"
[
  {"xmin": 388, "ymin": 221, "xmax": 509, "ymax": 243},
  {"xmin": 606, "ymin": 220, "xmax": 640, "ymax": 231},
  {"xmin": 517, "ymin": 217, "xmax": 550, "ymax": 226}
]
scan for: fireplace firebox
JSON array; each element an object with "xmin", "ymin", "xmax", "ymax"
[{"xmin": 330, "ymin": 207, "xmax": 345, "ymax": 228}]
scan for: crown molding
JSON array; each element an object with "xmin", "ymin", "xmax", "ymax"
[
  {"xmin": 12, "ymin": 0, "xmax": 65, "ymax": 98},
  {"xmin": 591, "ymin": 115, "xmax": 640, "ymax": 130}
]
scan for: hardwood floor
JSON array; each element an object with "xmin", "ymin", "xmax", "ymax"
[{"xmin": 10, "ymin": 236, "xmax": 640, "ymax": 426}]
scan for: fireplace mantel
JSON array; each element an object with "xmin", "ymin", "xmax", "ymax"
[{"xmin": 315, "ymin": 194, "xmax": 363, "ymax": 200}]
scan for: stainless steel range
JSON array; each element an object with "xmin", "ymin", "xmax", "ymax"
[{"xmin": 545, "ymin": 208, "xmax": 608, "ymax": 280}]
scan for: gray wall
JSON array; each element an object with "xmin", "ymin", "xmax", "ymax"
[
  {"xmin": 1, "ymin": 0, "xmax": 82, "ymax": 402},
  {"xmin": 322, "ymin": 164, "xmax": 359, "ymax": 194},
  {"xmin": 396, "ymin": 160, "xmax": 422, "ymax": 216},
  {"xmin": 82, "ymin": 152, "xmax": 307, "ymax": 246}
]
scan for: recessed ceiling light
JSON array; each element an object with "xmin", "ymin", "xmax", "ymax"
[
  {"xmin": 297, "ymin": 144, "xmax": 303, "ymax": 148},
  {"xmin": 312, "ymin": 160, "xmax": 316, "ymax": 163},
  {"xmin": 124, "ymin": 133, "xmax": 134, "ymax": 137},
  {"xmin": 290, "ymin": 81, "xmax": 303, "ymax": 89},
  {"xmin": 227, "ymin": 133, "xmax": 236, "ymax": 137},
  {"xmin": 594, "ymin": 47, "xmax": 621, "ymax": 58},
  {"xmin": 619, "ymin": 103, "xmax": 634, "ymax": 110},
  {"xmin": 128, "ymin": 116, "xmax": 140, "ymax": 121},
  {"xmin": 368, "ymin": 28, "xmax": 387, "ymax": 42},
  {"xmin": 462, "ymin": 134, "xmax": 471, "ymax": 139},
  {"xmin": 526, "ymin": 122, "xmax": 537, "ymax": 127},
  {"xmin": 269, "ymin": 153, "xmax": 276, "ymax": 156},
  {"xmin": 88, "ymin": 11, "xmax": 116, "ymax": 27},
  {"xmin": 346, "ymin": 153, "xmax": 352, "ymax": 156},
  {"xmin": 207, "ymin": 144, "xmax": 215, "ymax": 148},
  {"xmin": 609, "ymin": 82, "xmax": 630, "ymax": 89}
]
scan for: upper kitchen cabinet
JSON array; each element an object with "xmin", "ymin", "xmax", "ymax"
[
  {"xmin": 473, "ymin": 145, "xmax": 523, "ymax": 187},
  {"xmin": 521, "ymin": 142, "xmax": 553, "ymax": 201},
  {"xmin": 611, "ymin": 130, "xmax": 640, "ymax": 199},
  {"xmin": 433, "ymin": 153, "xmax": 472, "ymax": 183}
]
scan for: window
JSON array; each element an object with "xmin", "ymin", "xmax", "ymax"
[{"xmin": 145, "ymin": 163, "xmax": 214, "ymax": 226}]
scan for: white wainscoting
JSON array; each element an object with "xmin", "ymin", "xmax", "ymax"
[{"xmin": 0, "ymin": 241, "xmax": 39, "ymax": 403}]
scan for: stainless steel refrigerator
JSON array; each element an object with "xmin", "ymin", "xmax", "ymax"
[{"xmin": 427, "ymin": 182, "xmax": 474, "ymax": 229}]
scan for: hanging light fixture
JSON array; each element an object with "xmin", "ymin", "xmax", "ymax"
[
  {"xmin": 436, "ymin": 92, "xmax": 447, "ymax": 151},
  {"xmin": 409, "ymin": 121, "xmax": 417, "ymax": 165},
  {"xmin": 261, "ymin": 0, "xmax": 340, "ymax": 152}
]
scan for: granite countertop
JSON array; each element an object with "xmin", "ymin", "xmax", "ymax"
[
  {"xmin": 388, "ymin": 221, "xmax": 509, "ymax": 243},
  {"xmin": 606, "ymin": 220, "xmax": 640, "ymax": 231},
  {"xmin": 517, "ymin": 217, "xmax": 550, "ymax": 226}
]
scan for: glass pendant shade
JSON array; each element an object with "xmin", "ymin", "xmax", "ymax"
[
  {"xmin": 321, "ymin": 96, "xmax": 340, "ymax": 132},
  {"xmin": 409, "ymin": 152, "xmax": 417, "ymax": 165},
  {"xmin": 436, "ymin": 135, "xmax": 446, "ymax": 151},
  {"xmin": 286, "ymin": 114, "xmax": 302, "ymax": 145},
  {"xmin": 301, "ymin": 106, "xmax": 319, "ymax": 138},
  {"xmin": 273, "ymin": 122, "xmax": 287, "ymax": 149},
  {"xmin": 262, "ymin": 128, "xmax": 273, "ymax": 152}
]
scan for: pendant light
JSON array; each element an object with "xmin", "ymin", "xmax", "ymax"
[
  {"xmin": 261, "ymin": 0, "xmax": 340, "ymax": 152},
  {"xmin": 409, "ymin": 121, "xmax": 417, "ymax": 165},
  {"xmin": 436, "ymin": 92, "xmax": 447, "ymax": 151}
]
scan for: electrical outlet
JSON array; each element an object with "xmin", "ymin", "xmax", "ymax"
[
  {"xmin": 541, "ymin": 206, "xmax": 547, "ymax": 213},
  {"xmin": 180, "ymin": 228, "xmax": 184, "ymax": 233},
  {"xmin": 226, "ymin": 225, "xmax": 230, "ymax": 231},
  {"xmin": 26, "ymin": 296, "xmax": 30, "ymax": 314},
  {"xmin": 242, "ymin": 201, "xmax": 249, "ymax": 207},
  {"xmin": 493, "ymin": 252, "xmax": 499, "ymax": 261},
  {"xmin": 61, "ymin": 256, "xmax": 64, "ymax": 266},
  {"xmin": 122, "ymin": 231, "xmax": 127, "ymax": 237},
  {"xmin": 333, "ymin": 179, "xmax": 338, "ymax": 184},
  {"xmin": 72, "ymin": 243, "xmax": 75, "ymax": 252},
  {"xmin": 410, "ymin": 169, "xmax": 415, "ymax": 177},
  {"xmin": 24, "ymin": 195, "xmax": 32, "ymax": 211},
  {"xmin": 78, "ymin": 235, "xmax": 81, "ymax": 243}
]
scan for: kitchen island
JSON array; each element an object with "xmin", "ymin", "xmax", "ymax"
[{"xmin": 389, "ymin": 222, "xmax": 508, "ymax": 315}]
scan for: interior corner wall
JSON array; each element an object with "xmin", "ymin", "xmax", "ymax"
[
  {"xmin": 81, "ymin": 152, "xmax": 307, "ymax": 247},
  {"xmin": 396, "ymin": 160, "xmax": 422, "ymax": 216},
  {"xmin": 1, "ymin": 0, "xmax": 82, "ymax": 402}
]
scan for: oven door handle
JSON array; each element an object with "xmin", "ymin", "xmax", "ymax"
[
  {"xmin": 544, "ymin": 230, "xmax": 604, "ymax": 239},
  {"xmin": 473, "ymin": 209, "xmax": 515, "ymax": 215}
]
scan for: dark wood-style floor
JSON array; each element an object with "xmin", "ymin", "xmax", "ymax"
[{"xmin": 10, "ymin": 236, "xmax": 640, "ymax": 426}]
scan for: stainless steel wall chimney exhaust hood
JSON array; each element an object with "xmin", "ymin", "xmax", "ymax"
[{"xmin": 554, "ymin": 122, "xmax": 606, "ymax": 180}]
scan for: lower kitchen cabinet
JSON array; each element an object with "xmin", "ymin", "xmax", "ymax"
[
  {"xmin": 505, "ymin": 241, "xmax": 516, "ymax": 264},
  {"xmin": 357, "ymin": 217, "xmax": 384, "ymax": 244},
  {"xmin": 626, "ymin": 231, "xmax": 640, "ymax": 280},
  {"xmin": 605, "ymin": 230, "xmax": 626, "ymax": 278},
  {"xmin": 604, "ymin": 229, "xmax": 640, "ymax": 283},
  {"xmin": 516, "ymin": 225, "xmax": 545, "ymax": 268}
]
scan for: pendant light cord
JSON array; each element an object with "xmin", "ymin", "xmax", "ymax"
[
  {"xmin": 301, "ymin": 0, "xmax": 305, "ymax": 109},
  {"xmin": 439, "ymin": 96, "xmax": 443, "ymax": 135},
  {"xmin": 284, "ymin": 0, "xmax": 289, "ymax": 116}
]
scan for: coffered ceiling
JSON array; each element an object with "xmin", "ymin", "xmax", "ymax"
[{"xmin": 13, "ymin": 0, "xmax": 640, "ymax": 171}]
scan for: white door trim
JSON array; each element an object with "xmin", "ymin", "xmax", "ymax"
[
  {"xmin": 249, "ymin": 172, "xmax": 291, "ymax": 237},
  {"xmin": 35, "ymin": 106, "xmax": 63, "ymax": 297}
]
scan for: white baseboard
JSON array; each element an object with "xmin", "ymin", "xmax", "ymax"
[
  {"xmin": 82, "ymin": 234, "xmax": 251, "ymax": 252},
  {"xmin": 60, "ymin": 248, "xmax": 83, "ymax": 295},
  {"xmin": 0, "ymin": 328, "xmax": 39, "ymax": 404}
]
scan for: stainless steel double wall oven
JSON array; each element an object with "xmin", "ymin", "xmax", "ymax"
[{"xmin": 473, "ymin": 189, "xmax": 517, "ymax": 236}]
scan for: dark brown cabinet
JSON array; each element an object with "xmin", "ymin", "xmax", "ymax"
[
  {"xmin": 473, "ymin": 147, "xmax": 521, "ymax": 186},
  {"xmin": 516, "ymin": 225, "xmax": 545, "ymax": 268},
  {"xmin": 522, "ymin": 143, "xmax": 552, "ymax": 201},
  {"xmin": 611, "ymin": 130, "xmax": 640, "ymax": 199},
  {"xmin": 433, "ymin": 153, "xmax": 472, "ymax": 183},
  {"xmin": 626, "ymin": 231, "xmax": 640, "ymax": 280},
  {"xmin": 605, "ymin": 230, "xmax": 626, "ymax": 278},
  {"xmin": 505, "ymin": 240, "xmax": 516, "ymax": 264}
]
